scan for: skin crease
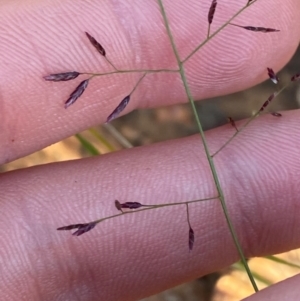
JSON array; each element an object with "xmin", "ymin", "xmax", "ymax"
[{"xmin": 0, "ymin": 0, "xmax": 300, "ymax": 300}]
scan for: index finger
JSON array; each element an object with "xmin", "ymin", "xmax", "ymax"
[{"xmin": 1, "ymin": 0, "xmax": 299, "ymax": 163}]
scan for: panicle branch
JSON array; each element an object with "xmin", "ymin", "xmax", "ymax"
[
  {"xmin": 57, "ymin": 197, "xmax": 218, "ymax": 237},
  {"xmin": 106, "ymin": 73, "xmax": 147, "ymax": 123},
  {"xmin": 212, "ymin": 69, "xmax": 300, "ymax": 157}
]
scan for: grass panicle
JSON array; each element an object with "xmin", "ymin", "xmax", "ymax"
[{"xmin": 43, "ymin": 0, "xmax": 300, "ymax": 295}]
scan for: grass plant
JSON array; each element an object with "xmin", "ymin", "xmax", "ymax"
[{"xmin": 43, "ymin": 0, "xmax": 300, "ymax": 296}]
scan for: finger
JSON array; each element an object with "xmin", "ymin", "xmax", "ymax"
[
  {"xmin": 1, "ymin": 110, "xmax": 300, "ymax": 300},
  {"xmin": 243, "ymin": 274, "xmax": 300, "ymax": 300},
  {"xmin": 1, "ymin": 0, "xmax": 299, "ymax": 163}
]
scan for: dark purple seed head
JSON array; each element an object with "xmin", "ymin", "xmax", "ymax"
[
  {"xmin": 121, "ymin": 202, "xmax": 143, "ymax": 210},
  {"xmin": 227, "ymin": 117, "xmax": 238, "ymax": 131},
  {"xmin": 244, "ymin": 26, "xmax": 279, "ymax": 33},
  {"xmin": 57, "ymin": 223, "xmax": 86, "ymax": 231},
  {"xmin": 228, "ymin": 117, "xmax": 235, "ymax": 125},
  {"xmin": 115, "ymin": 200, "xmax": 144, "ymax": 211},
  {"xmin": 115, "ymin": 200, "xmax": 122, "ymax": 211},
  {"xmin": 65, "ymin": 79, "xmax": 89, "ymax": 109},
  {"xmin": 106, "ymin": 95, "xmax": 131, "ymax": 122},
  {"xmin": 263, "ymin": 28, "xmax": 280, "ymax": 33},
  {"xmin": 230, "ymin": 23, "xmax": 280, "ymax": 33},
  {"xmin": 271, "ymin": 112, "xmax": 282, "ymax": 117},
  {"xmin": 259, "ymin": 92, "xmax": 276, "ymax": 112},
  {"xmin": 44, "ymin": 71, "xmax": 80, "ymax": 82},
  {"xmin": 291, "ymin": 73, "xmax": 300, "ymax": 82},
  {"xmin": 72, "ymin": 222, "xmax": 97, "ymax": 236},
  {"xmin": 208, "ymin": 0, "xmax": 217, "ymax": 24},
  {"xmin": 57, "ymin": 222, "xmax": 97, "ymax": 236},
  {"xmin": 189, "ymin": 227, "xmax": 195, "ymax": 251},
  {"xmin": 267, "ymin": 68, "xmax": 279, "ymax": 84},
  {"xmin": 85, "ymin": 32, "xmax": 106, "ymax": 56}
]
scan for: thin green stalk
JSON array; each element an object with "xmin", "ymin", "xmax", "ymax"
[
  {"xmin": 207, "ymin": 23, "xmax": 211, "ymax": 40},
  {"xmin": 88, "ymin": 128, "xmax": 115, "ymax": 152},
  {"xmin": 234, "ymin": 262, "xmax": 272, "ymax": 286},
  {"xmin": 212, "ymin": 85, "xmax": 288, "ymax": 157},
  {"xmin": 75, "ymin": 134, "xmax": 100, "ymax": 156},
  {"xmin": 103, "ymin": 123, "xmax": 133, "ymax": 149},
  {"xmin": 266, "ymin": 255, "xmax": 300, "ymax": 269},
  {"xmin": 130, "ymin": 73, "xmax": 147, "ymax": 95},
  {"xmin": 186, "ymin": 203, "xmax": 192, "ymax": 229},
  {"xmin": 81, "ymin": 68, "xmax": 179, "ymax": 78},
  {"xmin": 157, "ymin": 0, "xmax": 258, "ymax": 292},
  {"xmin": 105, "ymin": 56, "xmax": 119, "ymax": 71}
]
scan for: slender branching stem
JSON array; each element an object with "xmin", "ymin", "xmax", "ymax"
[
  {"xmin": 105, "ymin": 57, "xmax": 119, "ymax": 71},
  {"xmin": 92, "ymin": 196, "xmax": 218, "ymax": 225},
  {"xmin": 81, "ymin": 68, "xmax": 179, "ymax": 78},
  {"xmin": 157, "ymin": 0, "xmax": 259, "ymax": 292},
  {"xmin": 103, "ymin": 123, "xmax": 133, "ymax": 149},
  {"xmin": 88, "ymin": 128, "xmax": 116, "ymax": 151},
  {"xmin": 183, "ymin": 0, "xmax": 258, "ymax": 63},
  {"xmin": 212, "ymin": 85, "xmax": 288, "ymax": 157},
  {"xmin": 186, "ymin": 203, "xmax": 191, "ymax": 229},
  {"xmin": 53, "ymin": 0, "xmax": 295, "ymax": 293},
  {"xmin": 207, "ymin": 24, "xmax": 211, "ymax": 39},
  {"xmin": 130, "ymin": 73, "xmax": 147, "ymax": 95}
]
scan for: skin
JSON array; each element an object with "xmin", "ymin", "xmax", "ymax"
[{"xmin": 0, "ymin": 0, "xmax": 300, "ymax": 300}]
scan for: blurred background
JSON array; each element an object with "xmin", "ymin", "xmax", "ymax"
[{"xmin": 1, "ymin": 46, "xmax": 300, "ymax": 300}]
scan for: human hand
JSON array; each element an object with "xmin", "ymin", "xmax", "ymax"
[{"xmin": 1, "ymin": 0, "xmax": 300, "ymax": 300}]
